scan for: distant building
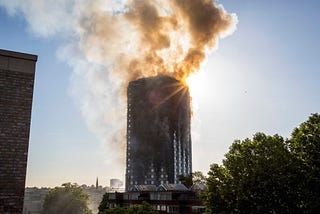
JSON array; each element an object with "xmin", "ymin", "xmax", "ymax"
[
  {"xmin": 0, "ymin": 49, "xmax": 37, "ymax": 213},
  {"xmin": 104, "ymin": 184, "xmax": 205, "ymax": 214},
  {"xmin": 126, "ymin": 75, "xmax": 192, "ymax": 191},
  {"xmin": 23, "ymin": 188, "xmax": 50, "ymax": 214}
]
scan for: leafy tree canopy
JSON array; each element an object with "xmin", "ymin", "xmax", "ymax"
[
  {"xmin": 42, "ymin": 183, "xmax": 92, "ymax": 214},
  {"xmin": 204, "ymin": 113, "xmax": 320, "ymax": 213},
  {"xmin": 178, "ymin": 171, "xmax": 206, "ymax": 188},
  {"xmin": 289, "ymin": 113, "xmax": 320, "ymax": 211}
]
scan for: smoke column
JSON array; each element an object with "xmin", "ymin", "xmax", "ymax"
[
  {"xmin": 0, "ymin": 0, "xmax": 237, "ymax": 179},
  {"xmin": 78, "ymin": 0, "xmax": 237, "ymax": 84}
]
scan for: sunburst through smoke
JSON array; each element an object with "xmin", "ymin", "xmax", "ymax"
[
  {"xmin": 71, "ymin": 0, "xmax": 238, "ymax": 178},
  {"xmin": 0, "ymin": 0, "xmax": 238, "ymax": 180}
]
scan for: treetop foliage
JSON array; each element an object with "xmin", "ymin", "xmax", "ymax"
[
  {"xmin": 204, "ymin": 113, "xmax": 320, "ymax": 213},
  {"xmin": 178, "ymin": 171, "xmax": 206, "ymax": 188},
  {"xmin": 42, "ymin": 183, "xmax": 92, "ymax": 214}
]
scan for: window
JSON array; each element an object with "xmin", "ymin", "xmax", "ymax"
[{"xmin": 169, "ymin": 206, "xmax": 179, "ymax": 213}]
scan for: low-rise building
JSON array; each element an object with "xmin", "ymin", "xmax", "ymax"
[{"xmin": 103, "ymin": 184, "xmax": 205, "ymax": 214}]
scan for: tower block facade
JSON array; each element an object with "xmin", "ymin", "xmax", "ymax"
[
  {"xmin": 126, "ymin": 75, "xmax": 192, "ymax": 191},
  {"xmin": 0, "ymin": 49, "xmax": 37, "ymax": 213}
]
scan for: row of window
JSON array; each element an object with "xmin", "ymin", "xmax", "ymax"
[{"xmin": 109, "ymin": 203, "xmax": 180, "ymax": 213}]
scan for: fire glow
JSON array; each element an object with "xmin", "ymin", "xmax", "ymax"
[
  {"xmin": 79, "ymin": 0, "xmax": 238, "ymax": 87},
  {"xmin": 73, "ymin": 0, "xmax": 238, "ymax": 166},
  {"xmin": 0, "ymin": 0, "xmax": 239, "ymax": 183}
]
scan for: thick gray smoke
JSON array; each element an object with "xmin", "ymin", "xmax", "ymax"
[{"xmin": 0, "ymin": 0, "xmax": 237, "ymax": 179}]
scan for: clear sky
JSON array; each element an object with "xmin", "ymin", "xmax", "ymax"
[{"xmin": 0, "ymin": 0, "xmax": 319, "ymax": 188}]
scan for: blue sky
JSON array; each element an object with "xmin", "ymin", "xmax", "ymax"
[{"xmin": 0, "ymin": 0, "xmax": 319, "ymax": 187}]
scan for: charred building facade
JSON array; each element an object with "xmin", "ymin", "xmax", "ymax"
[{"xmin": 126, "ymin": 75, "xmax": 192, "ymax": 191}]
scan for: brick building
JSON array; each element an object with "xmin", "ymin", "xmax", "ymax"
[{"xmin": 0, "ymin": 49, "xmax": 37, "ymax": 213}]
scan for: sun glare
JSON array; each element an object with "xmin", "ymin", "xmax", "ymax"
[{"xmin": 185, "ymin": 72, "xmax": 206, "ymax": 99}]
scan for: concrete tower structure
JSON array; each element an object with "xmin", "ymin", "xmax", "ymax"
[
  {"xmin": 126, "ymin": 75, "xmax": 192, "ymax": 191},
  {"xmin": 0, "ymin": 49, "xmax": 37, "ymax": 213}
]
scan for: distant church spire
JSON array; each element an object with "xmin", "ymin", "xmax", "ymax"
[{"xmin": 96, "ymin": 177, "xmax": 98, "ymax": 189}]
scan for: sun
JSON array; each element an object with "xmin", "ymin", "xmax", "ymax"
[{"xmin": 185, "ymin": 72, "xmax": 206, "ymax": 99}]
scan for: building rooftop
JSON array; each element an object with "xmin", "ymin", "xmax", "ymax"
[
  {"xmin": 158, "ymin": 183, "xmax": 189, "ymax": 191},
  {"xmin": 132, "ymin": 185, "xmax": 157, "ymax": 192},
  {"xmin": 0, "ymin": 49, "xmax": 37, "ymax": 74}
]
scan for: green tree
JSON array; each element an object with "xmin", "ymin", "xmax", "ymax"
[
  {"xmin": 178, "ymin": 173, "xmax": 193, "ymax": 188},
  {"xmin": 204, "ymin": 114, "xmax": 320, "ymax": 213},
  {"xmin": 98, "ymin": 192, "xmax": 110, "ymax": 212},
  {"xmin": 178, "ymin": 171, "xmax": 206, "ymax": 188},
  {"xmin": 42, "ymin": 183, "xmax": 92, "ymax": 214},
  {"xmin": 289, "ymin": 113, "xmax": 320, "ymax": 211},
  {"xmin": 99, "ymin": 201, "xmax": 156, "ymax": 214},
  {"xmin": 204, "ymin": 133, "xmax": 300, "ymax": 213}
]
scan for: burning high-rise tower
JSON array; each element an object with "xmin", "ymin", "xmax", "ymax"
[{"xmin": 126, "ymin": 75, "xmax": 192, "ymax": 191}]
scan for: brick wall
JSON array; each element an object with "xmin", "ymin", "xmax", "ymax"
[{"xmin": 0, "ymin": 49, "xmax": 37, "ymax": 213}]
